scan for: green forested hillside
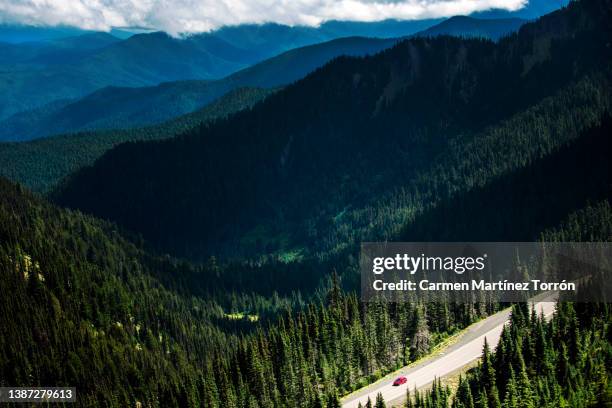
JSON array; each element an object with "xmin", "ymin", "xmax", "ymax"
[
  {"xmin": 351, "ymin": 174, "xmax": 612, "ymax": 408},
  {"xmin": 437, "ymin": 203, "xmax": 612, "ymax": 408},
  {"xmin": 401, "ymin": 115, "xmax": 612, "ymax": 242},
  {"xmin": 2, "ymin": 121, "xmax": 611, "ymax": 407},
  {"xmin": 0, "ymin": 87, "xmax": 272, "ymax": 192},
  {"xmin": 55, "ymin": 0, "xmax": 612, "ymax": 261},
  {"xmin": 409, "ymin": 301, "xmax": 612, "ymax": 408},
  {"xmin": 0, "ymin": 176, "xmax": 496, "ymax": 407}
]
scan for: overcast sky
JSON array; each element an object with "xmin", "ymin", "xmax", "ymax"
[{"xmin": 0, "ymin": 0, "xmax": 528, "ymax": 35}]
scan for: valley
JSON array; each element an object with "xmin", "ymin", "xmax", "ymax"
[{"xmin": 0, "ymin": 0, "xmax": 610, "ymax": 407}]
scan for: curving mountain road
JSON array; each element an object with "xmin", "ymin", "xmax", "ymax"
[{"xmin": 342, "ymin": 294, "xmax": 558, "ymax": 408}]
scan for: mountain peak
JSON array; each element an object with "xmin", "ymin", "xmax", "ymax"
[{"xmin": 415, "ymin": 15, "xmax": 528, "ymax": 40}]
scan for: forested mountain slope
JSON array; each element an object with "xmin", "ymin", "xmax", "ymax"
[
  {"xmin": 0, "ymin": 173, "xmax": 502, "ymax": 406},
  {"xmin": 413, "ymin": 301, "xmax": 611, "ymax": 408},
  {"xmin": 3, "ymin": 119, "xmax": 612, "ymax": 407},
  {"xmin": 400, "ymin": 116, "xmax": 612, "ymax": 242},
  {"xmin": 437, "ymin": 198, "xmax": 612, "ymax": 407},
  {"xmin": 0, "ymin": 88, "xmax": 273, "ymax": 193},
  {"xmin": 55, "ymin": 0, "xmax": 612, "ymax": 261}
]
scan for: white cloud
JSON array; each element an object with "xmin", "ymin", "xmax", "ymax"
[{"xmin": 0, "ymin": 0, "xmax": 528, "ymax": 36}]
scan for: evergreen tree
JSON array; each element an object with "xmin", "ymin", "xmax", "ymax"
[
  {"xmin": 501, "ymin": 367, "xmax": 518, "ymax": 408},
  {"xmin": 375, "ymin": 392, "xmax": 386, "ymax": 408},
  {"xmin": 410, "ymin": 305, "xmax": 431, "ymax": 360}
]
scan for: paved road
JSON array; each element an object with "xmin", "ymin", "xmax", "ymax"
[{"xmin": 342, "ymin": 294, "xmax": 558, "ymax": 408}]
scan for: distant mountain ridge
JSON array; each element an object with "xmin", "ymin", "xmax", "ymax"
[
  {"xmin": 0, "ymin": 24, "xmax": 135, "ymax": 43},
  {"xmin": 416, "ymin": 16, "xmax": 527, "ymax": 40},
  {"xmin": 0, "ymin": 21, "xmax": 439, "ymax": 121},
  {"xmin": 0, "ymin": 81, "xmax": 216, "ymax": 141},
  {"xmin": 0, "ymin": 2, "xmax": 565, "ymax": 122},
  {"xmin": 0, "ymin": 32, "xmax": 120, "ymax": 65},
  {"xmin": 0, "ymin": 17, "xmax": 528, "ymax": 141},
  {"xmin": 0, "ymin": 36, "xmax": 398, "ymax": 141}
]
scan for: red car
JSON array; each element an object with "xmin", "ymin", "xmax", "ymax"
[{"xmin": 393, "ymin": 376, "xmax": 407, "ymax": 386}]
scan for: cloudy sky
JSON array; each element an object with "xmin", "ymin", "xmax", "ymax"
[{"xmin": 0, "ymin": 0, "xmax": 528, "ymax": 35}]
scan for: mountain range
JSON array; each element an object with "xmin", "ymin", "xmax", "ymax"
[
  {"xmin": 0, "ymin": 36, "xmax": 396, "ymax": 141},
  {"xmin": 0, "ymin": 31, "xmax": 264, "ymax": 119},
  {"xmin": 0, "ymin": 16, "xmax": 528, "ymax": 141},
  {"xmin": 0, "ymin": 19, "xmax": 447, "ymax": 120}
]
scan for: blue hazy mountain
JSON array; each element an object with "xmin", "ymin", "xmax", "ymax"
[
  {"xmin": 0, "ymin": 32, "xmax": 123, "ymax": 67},
  {"xmin": 0, "ymin": 36, "xmax": 397, "ymax": 141},
  {"xmin": 41, "ymin": 31, "xmax": 121, "ymax": 49},
  {"xmin": 0, "ymin": 31, "xmax": 261, "ymax": 119},
  {"xmin": 0, "ymin": 23, "xmax": 136, "ymax": 43},
  {"xmin": 0, "ymin": 24, "xmax": 87, "ymax": 43},
  {"xmin": 0, "ymin": 15, "xmax": 533, "ymax": 141},
  {"xmin": 415, "ymin": 16, "xmax": 527, "ymax": 40},
  {"xmin": 318, "ymin": 19, "xmax": 442, "ymax": 38},
  {"xmin": 206, "ymin": 19, "xmax": 442, "ymax": 55}
]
